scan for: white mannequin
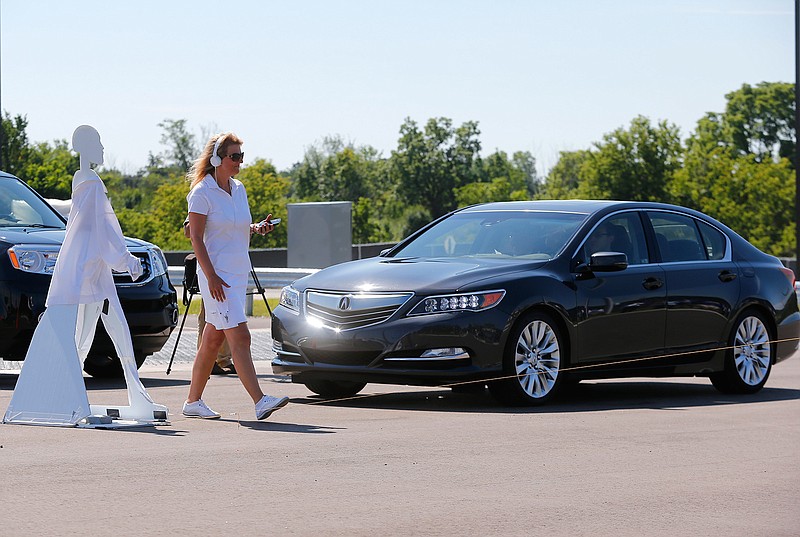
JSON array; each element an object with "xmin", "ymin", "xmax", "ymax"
[{"xmin": 3, "ymin": 125, "xmax": 168, "ymax": 427}]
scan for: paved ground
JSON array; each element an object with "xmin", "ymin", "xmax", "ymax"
[{"xmin": 1, "ymin": 332, "xmax": 798, "ymax": 536}]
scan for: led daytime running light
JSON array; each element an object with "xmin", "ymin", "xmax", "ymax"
[{"xmin": 409, "ymin": 290, "xmax": 505, "ymax": 316}]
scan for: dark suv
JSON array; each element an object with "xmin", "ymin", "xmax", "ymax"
[{"xmin": 0, "ymin": 171, "xmax": 178, "ymax": 377}]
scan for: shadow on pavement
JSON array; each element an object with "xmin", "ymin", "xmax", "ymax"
[
  {"xmin": 236, "ymin": 420, "xmax": 345, "ymax": 434},
  {"xmin": 289, "ymin": 380, "xmax": 800, "ymax": 414},
  {"xmin": 0, "ymin": 372, "xmax": 190, "ymax": 391}
]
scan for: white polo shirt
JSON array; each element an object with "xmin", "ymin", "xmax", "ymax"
[{"xmin": 187, "ymin": 174, "xmax": 252, "ymax": 275}]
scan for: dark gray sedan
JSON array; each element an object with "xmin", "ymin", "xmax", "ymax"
[{"xmin": 272, "ymin": 200, "xmax": 799, "ymax": 406}]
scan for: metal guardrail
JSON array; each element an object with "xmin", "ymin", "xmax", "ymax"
[{"xmin": 168, "ymin": 266, "xmax": 317, "ymax": 290}]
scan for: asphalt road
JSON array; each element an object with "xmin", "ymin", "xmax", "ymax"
[{"xmin": 1, "ymin": 342, "xmax": 798, "ymax": 536}]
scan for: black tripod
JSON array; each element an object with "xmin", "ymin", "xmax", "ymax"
[{"xmin": 166, "ymin": 255, "xmax": 273, "ymax": 375}]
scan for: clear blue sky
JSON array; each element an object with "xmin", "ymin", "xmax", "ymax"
[{"xmin": 0, "ymin": 0, "xmax": 794, "ymax": 175}]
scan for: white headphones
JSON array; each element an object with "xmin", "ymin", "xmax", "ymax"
[{"xmin": 210, "ymin": 135, "xmax": 224, "ymax": 167}]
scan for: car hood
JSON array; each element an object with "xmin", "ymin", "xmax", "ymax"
[
  {"xmin": 294, "ymin": 256, "xmax": 546, "ymax": 294},
  {"xmin": 0, "ymin": 227, "xmax": 148, "ymax": 248}
]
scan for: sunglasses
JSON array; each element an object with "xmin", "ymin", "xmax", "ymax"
[{"xmin": 226, "ymin": 152, "xmax": 245, "ymax": 163}]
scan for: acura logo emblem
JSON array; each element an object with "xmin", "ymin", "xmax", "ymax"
[{"xmin": 338, "ymin": 296, "xmax": 351, "ymax": 311}]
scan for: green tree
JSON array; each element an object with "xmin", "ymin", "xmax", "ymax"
[
  {"xmin": 538, "ymin": 150, "xmax": 591, "ymax": 200},
  {"xmin": 670, "ymin": 81, "xmax": 796, "ymax": 255},
  {"xmin": 576, "ymin": 116, "xmax": 683, "ymax": 201},
  {"xmin": 239, "ymin": 158, "xmax": 290, "ymax": 248},
  {"xmin": 721, "ymin": 82, "xmax": 795, "ymax": 163},
  {"xmin": 149, "ymin": 119, "xmax": 198, "ymax": 172},
  {"xmin": 457, "ymin": 150, "xmax": 538, "ymax": 206},
  {"xmin": 1, "ymin": 112, "xmax": 31, "ymax": 177},
  {"xmin": 673, "ymin": 152, "xmax": 794, "ymax": 256},
  {"xmin": 21, "ymin": 140, "xmax": 79, "ymax": 199},
  {"xmin": 391, "ymin": 117, "xmax": 481, "ymax": 219}
]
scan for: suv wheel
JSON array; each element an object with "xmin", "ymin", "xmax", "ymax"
[{"xmin": 83, "ymin": 352, "xmax": 147, "ymax": 379}]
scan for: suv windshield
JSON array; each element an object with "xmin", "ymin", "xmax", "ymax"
[
  {"xmin": 0, "ymin": 178, "xmax": 66, "ymax": 228},
  {"xmin": 394, "ymin": 210, "xmax": 586, "ymax": 260}
]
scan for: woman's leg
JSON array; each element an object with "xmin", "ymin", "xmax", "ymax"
[
  {"xmin": 187, "ymin": 323, "xmax": 227, "ymax": 402},
  {"xmin": 224, "ymin": 323, "xmax": 264, "ymax": 403}
]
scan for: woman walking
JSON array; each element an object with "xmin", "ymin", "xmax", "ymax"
[{"xmin": 183, "ymin": 132, "xmax": 288, "ymax": 420}]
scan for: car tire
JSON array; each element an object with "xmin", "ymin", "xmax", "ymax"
[
  {"xmin": 83, "ymin": 352, "xmax": 147, "ymax": 379},
  {"xmin": 303, "ymin": 378, "xmax": 367, "ymax": 398},
  {"xmin": 488, "ymin": 311, "xmax": 565, "ymax": 406},
  {"xmin": 710, "ymin": 310, "xmax": 773, "ymax": 394}
]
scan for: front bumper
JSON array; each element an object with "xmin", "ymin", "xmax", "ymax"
[
  {"xmin": 270, "ymin": 304, "xmax": 510, "ymax": 386},
  {"xmin": 0, "ymin": 273, "xmax": 178, "ymax": 360}
]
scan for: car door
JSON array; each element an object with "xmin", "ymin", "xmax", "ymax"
[
  {"xmin": 573, "ymin": 211, "xmax": 667, "ymax": 363},
  {"xmin": 645, "ymin": 211, "xmax": 740, "ymax": 352}
]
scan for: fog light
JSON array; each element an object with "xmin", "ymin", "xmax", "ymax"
[{"xmin": 420, "ymin": 347, "xmax": 469, "ymax": 360}]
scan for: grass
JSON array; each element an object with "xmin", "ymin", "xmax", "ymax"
[{"xmin": 178, "ymin": 294, "xmax": 280, "ymax": 317}]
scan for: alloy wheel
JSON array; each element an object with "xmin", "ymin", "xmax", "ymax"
[
  {"xmin": 514, "ymin": 319, "xmax": 561, "ymax": 399},
  {"xmin": 733, "ymin": 315, "xmax": 771, "ymax": 386}
]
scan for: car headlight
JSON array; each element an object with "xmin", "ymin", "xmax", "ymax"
[
  {"xmin": 279, "ymin": 286, "xmax": 301, "ymax": 313},
  {"xmin": 7, "ymin": 245, "xmax": 60, "ymax": 275},
  {"xmin": 407, "ymin": 289, "xmax": 506, "ymax": 316},
  {"xmin": 148, "ymin": 246, "xmax": 168, "ymax": 277}
]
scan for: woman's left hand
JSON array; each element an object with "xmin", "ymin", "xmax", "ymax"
[{"xmin": 252, "ymin": 213, "xmax": 275, "ymax": 236}]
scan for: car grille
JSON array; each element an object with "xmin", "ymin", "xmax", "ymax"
[{"xmin": 305, "ymin": 290, "xmax": 414, "ymax": 331}]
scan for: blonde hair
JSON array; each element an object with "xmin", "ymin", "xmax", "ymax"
[{"xmin": 187, "ymin": 132, "xmax": 244, "ymax": 188}]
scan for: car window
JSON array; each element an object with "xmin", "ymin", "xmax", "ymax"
[
  {"xmin": 0, "ymin": 179, "xmax": 65, "ymax": 228},
  {"xmin": 647, "ymin": 212, "xmax": 707, "ymax": 262},
  {"xmin": 393, "ymin": 210, "xmax": 586, "ymax": 260},
  {"xmin": 581, "ymin": 212, "xmax": 649, "ymax": 265},
  {"xmin": 697, "ymin": 220, "xmax": 726, "ymax": 260}
]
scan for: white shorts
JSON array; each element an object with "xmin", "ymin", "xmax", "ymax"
[{"xmin": 197, "ymin": 268, "xmax": 248, "ymax": 330}]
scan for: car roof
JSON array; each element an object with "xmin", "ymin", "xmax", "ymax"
[{"xmin": 458, "ymin": 199, "xmax": 684, "ymax": 215}]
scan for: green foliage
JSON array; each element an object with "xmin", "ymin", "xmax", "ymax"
[
  {"xmin": 673, "ymin": 152, "xmax": 794, "ymax": 256},
  {"xmin": 149, "ymin": 119, "xmax": 199, "ymax": 172},
  {"xmin": 238, "ymin": 159, "xmax": 290, "ymax": 249},
  {"xmin": 4, "ymin": 83, "xmax": 796, "ymax": 259},
  {"xmin": 578, "ymin": 116, "xmax": 683, "ymax": 201},
  {"xmin": 722, "ymin": 82, "xmax": 795, "ymax": 163},
  {"xmin": 391, "ymin": 117, "xmax": 482, "ymax": 219},
  {"xmin": 538, "ymin": 150, "xmax": 591, "ymax": 199},
  {"xmin": 1, "ymin": 112, "xmax": 31, "ymax": 177},
  {"xmin": 20, "ymin": 140, "xmax": 78, "ymax": 199},
  {"xmin": 457, "ymin": 150, "xmax": 539, "ymax": 205}
]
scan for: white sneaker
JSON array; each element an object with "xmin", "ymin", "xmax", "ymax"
[
  {"xmin": 182, "ymin": 399, "xmax": 221, "ymax": 419},
  {"xmin": 255, "ymin": 394, "xmax": 290, "ymax": 420}
]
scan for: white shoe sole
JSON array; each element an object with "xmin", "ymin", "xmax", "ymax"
[
  {"xmin": 256, "ymin": 397, "xmax": 289, "ymax": 420},
  {"xmin": 182, "ymin": 411, "xmax": 221, "ymax": 419}
]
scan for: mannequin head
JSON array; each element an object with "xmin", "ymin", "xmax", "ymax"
[{"xmin": 72, "ymin": 125, "xmax": 104, "ymax": 167}]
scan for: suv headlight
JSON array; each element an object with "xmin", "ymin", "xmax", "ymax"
[
  {"xmin": 148, "ymin": 246, "xmax": 168, "ymax": 277},
  {"xmin": 408, "ymin": 290, "xmax": 506, "ymax": 316},
  {"xmin": 7, "ymin": 245, "xmax": 60, "ymax": 275},
  {"xmin": 279, "ymin": 285, "xmax": 300, "ymax": 314}
]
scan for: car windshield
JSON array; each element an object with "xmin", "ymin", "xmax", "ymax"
[
  {"xmin": 393, "ymin": 210, "xmax": 587, "ymax": 260},
  {"xmin": 0, "ymin": 179, "xmax": 66, "ymax": 228}
]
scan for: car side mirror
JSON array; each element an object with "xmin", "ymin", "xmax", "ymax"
[{"xmin": 589, "ymin": 251, "xmax": 628, "ymax": 272}]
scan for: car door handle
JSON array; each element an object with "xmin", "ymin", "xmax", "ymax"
[
  {"xmin": 642, "ymin": 277, "xmax": 663, "ymax": 290},
  {"xmin": 718, "ymin": 270, "xmax": 737, "ymax": 283}
]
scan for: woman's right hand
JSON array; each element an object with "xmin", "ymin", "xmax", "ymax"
[{"xmin": 207, "ymin": 272, "xmax": 231, "ymax": 302}]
